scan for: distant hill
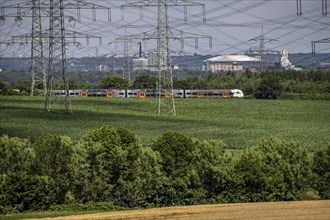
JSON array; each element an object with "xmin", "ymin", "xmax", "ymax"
[{"xmin": 0, "ymin": 53, "xmax": 328, "ymax": 73}]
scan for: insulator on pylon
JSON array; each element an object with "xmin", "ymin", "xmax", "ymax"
[
  {"xmin": 68, "ymin": 16, "xmax": 76, "ymax": 27},
  {"xmin": 202, "ymin": 5, "xmax": 206, "ymax": 22},
  {"xmin": 108, "ymin": 8, "xmax": 111, "ymax": 22},
  {"xmin": 19, "ymin": 42, "xmax": 25, "ymax": 49},
  {"xmin": 139, "ymin": 6, "xmax": 143, "ymax": 20},
  {"xmin": 322, "ymin": 0, "xmax": 328, "ymax": 16},
  {"xmin": 296, "ymin": 0, "xmax": 302, "ymax": 16},
  {"xmin": 184, "ymin": 6, "xmax": 187, "ymax": 23},
  {"xmin": 77, "ymin": 8, "xmax": 81, "ymax": 22},
  {"xmin": 15, "ymin": 16, "xmax": 22, "ymax": 27},
  {"xmin": 0, "ymin": 16, "xmax": 5, "ymax": 26},
  {"xmin": 76, "ymin": 42, "xmax": 82, "ymax": 49},
  {"xmin": 92, "ymin": 6, "xmax": 96, "ymax": 22}
]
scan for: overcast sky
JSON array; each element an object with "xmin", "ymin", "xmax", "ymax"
[{"xmin": 0, "ymin": 0, "xmax": 329, "ymax": 58}]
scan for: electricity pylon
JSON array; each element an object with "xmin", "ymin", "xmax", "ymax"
[
  {"xmin": 31, "ymin": 0, "xmax": 46, "ymax": 96},
  {"xmin": 45, "ymin": 0, "xmax": 72, "ymax": 113},
  {"xmin": 1, "ymin": 0, "xmax": 108, "ymax": 112},
  {"xmin": 123, "ymin": 39, "xmax": 131, "ymax": 85},
  {"xmin": 249, "ymin": 25, "xmax": 276, "ymax": 71},
  {"xmin": 121, "ymin": 0, "xmax": 210, "ymax": 115},
  {"xmin": 297, "ymin": 0, "xmax": 328, "ymax": 16},
  {"xmin": 311, "ymin": 38, "xmax": 330, "ymax": 54}
]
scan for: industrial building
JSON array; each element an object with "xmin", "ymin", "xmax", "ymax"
[{"xmin": 202, "ymin": 55, "xmax": 260, "ymax": 73}]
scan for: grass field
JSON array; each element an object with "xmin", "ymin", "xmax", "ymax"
[
  {"xmin": 0, "ymin": 96, "xmax": 329, "ymax": 150},
  {"xmin": 19, "ymin": 200, "xmax": 329, "ymax": 220}
]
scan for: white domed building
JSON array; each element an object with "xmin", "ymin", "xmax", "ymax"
[{"xmin": 202, "ymin": 55, "xmax": 260, "ymax": 73}]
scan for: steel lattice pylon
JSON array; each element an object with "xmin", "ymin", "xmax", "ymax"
[
  {"xmin": 30, "ymin": 0, "xmax": 46, "ymax": 96},
  {"xmin": 121, "ymin": 0, "xmax": 209, "ymax": 115},
  {"xmin": 45, "ymin": 0, "xmax": 72, "ymax": 113},
  {"xmin": 249, "ymin": 25, "xmax": 276, "ymax": 71},
  {"xmin": 0, "ymin": 0, "xmax": 108, "ymax": 113},
  {"xmin": 123, "ymin": 39, "xmax": 131, "ymax": 85},
  {"xmin": 156, "ymin": 0, "xmax": 175, "ymax": 115}
]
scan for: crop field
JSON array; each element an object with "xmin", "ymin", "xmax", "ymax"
[
  {"xmin": 24, "ymin": 200, "xmax": 329, "ymax": 220},
  {"xmin": 0, "ymin": 96, "xmax": 329, "ymax": 150}
]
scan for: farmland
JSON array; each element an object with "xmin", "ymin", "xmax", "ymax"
[
  {"xmin": 23, "ymin": 200, "xmax": 330, "ymax": 220},
  {"xmin": 0, "ymin": 96, "xmax": 329, "ymax": 150}
]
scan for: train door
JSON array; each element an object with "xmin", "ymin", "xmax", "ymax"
[
  {"xmin": 138, "ymin": 91, "xmax": 146, "ymax": 99},
  {"xmin": 197, "ymin": 91, "xmax": 204, "ymax": 98}
]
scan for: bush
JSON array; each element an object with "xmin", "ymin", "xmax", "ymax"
[
  {"xmin": 33, "ymin": 135, "xmax": 74, "ymax": 204},
  {"xmin": 0, "ymin": 135, "xmax": 34, "ymax": 175},
  {"xmin": 151, "ymin": 132, "xmax": 233, "ymax": 205},
  {"xmin": 234, "ymin": 138, "xmax": 312, "ymax": 201},
  {"xmin": 255, "ymin": 76, "xmax": 282, "ymax": 99},
  {"xmin": 49, "ymin": 202, "xmax": 126, "ymax": 212},
  {"xmin": 312, "ymin": 146, "xmax": 330, "ymax": 199},
  {"xmin": 0, "ymin": 173, "xmax": 55, "ymax": 214}
]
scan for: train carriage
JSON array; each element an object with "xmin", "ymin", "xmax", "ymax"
[{"xmin": 53, "ymin": 88, "xmax": 244, "ymax": 99}]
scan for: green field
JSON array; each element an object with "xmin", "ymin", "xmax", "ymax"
[{"xmin": 0, "ymin": 96, "xmax": 329, "ymax": 150}]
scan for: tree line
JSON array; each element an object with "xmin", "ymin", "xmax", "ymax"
[
  {"xmin": 0, "ymin": 70, "xmax": 329, "ymax": 99},
  {"xmin": 0, "ymin": 126, "xmax": 329, "ymax": 214}
]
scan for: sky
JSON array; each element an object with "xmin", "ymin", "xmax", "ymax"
[{"xmin": 0, "ymin": 0, "xmax": 329, "ymax": 58}]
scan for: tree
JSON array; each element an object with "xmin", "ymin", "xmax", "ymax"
[
  {"xmin": 255, "ymin": 75, "xmax": 282, "ymax": 99},
  {"xmin": 73, "ymin": 125, "xmax": 164, "ymax": 207},
  {"xmin": 132, "ymin": 75, "xmax": 156, "ymax": 89},
  {"xmin": 194, "ymin": 139, "xmax": 233, "ymax": 202},
  {"xmin": 99, "ymin": 76, "xmax": 129, "ymax": 89},
  {"xmin": 0, "ymin": 135, "xmax": 34, "ymax": 175},
  {"xmin": 312, "ymin": 146, "xmax": 330, "ymax": 199},
  {"xmin": 0, "ymin": 173, "xmax": 55, "ymax": 213},
  {"xmin": 235, "ymin": 138, "xmax": 312, "ymax": 201},
  {"xmin": 33, "ymin": 135, "xmax": 74, "ymax": 204}
]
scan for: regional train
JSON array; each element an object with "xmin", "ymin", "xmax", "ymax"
[{"xmin": 52, "ymin": 89, "xmax": 244, "ymax": 99}]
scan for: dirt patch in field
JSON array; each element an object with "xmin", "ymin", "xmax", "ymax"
[{"xmin": 28, "ymin": 200, "xmax": 329, "ymax": 220}]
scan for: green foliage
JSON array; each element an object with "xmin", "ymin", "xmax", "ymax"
[
  {"xmin": 0, "ymin": 135, "xmax": 34, "ymax": 175},
  {"xmin": 0, "ymin": 173, "xmax": 55, "ymax": 214},
  {"xmin": 255, "ymin": 76, "xmax": 282, "ymax": 99},
  {"xmin": 235, "ymin": 138, "xmax": 312, "ymax": 201},
  {"xmin": 152, "ymin": 132, "xmax": 233, "ymax": 206},
  {"xmin": 33, "ymin": 135, "xmax": 74, "ymax": 204},
  {"xmin": 73, "ymin": 125, "xmax": 162, "ymax": 207},
  {"xmin": 132, "ymin": 75, "xmax": 156, "ymax": 89},
  {"xmin": 0, "ymin": 126, "xmax": 327, "ymax": 214},
  {"xmin": 99, "ymin": 76, "xmax": 129, "ymax": 89},
  {"xmin": 48, "ymin": 202, "xmax": 126, "ymax": 212},
  {"xmin": 312, "ymin": 146, "xmax": 330, "ymax": 199},
  {"xmin": 194, "ymin": 140, "xmax": 233, "ymax": 201}
]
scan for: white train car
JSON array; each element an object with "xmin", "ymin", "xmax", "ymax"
[
  {"xmin": 185, "ymin": 89, "xmax": 242, "ymax": 98},
  {"xmin": 53, "ymin": 88, "xmax": 244, "ymax": 99}
]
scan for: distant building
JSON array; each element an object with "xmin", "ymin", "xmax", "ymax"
[
  {"xmin": 202, "ymin": 55, "xmax": 259, "ymax": 73},
  {"xmin": 133, "ymin": 57, "xmax": 148, "ymax": 71},
  {"xmin": 279, "ymin": 50, "xmax": 302, "ymax": 71},
  {"xmin": 147, "ymin": 51, "xmax": 168, "ymax": 71},
  {"xmin": 97, "ymin": 64, "xmax": 109, "ymax": 72}
]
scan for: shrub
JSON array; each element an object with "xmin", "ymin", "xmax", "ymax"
[
  {"xmin": 312, "ymin": 146, "xmax": 330, "ymax": 199},
  {"xmin": 33, "ymin": 135, "xmax": 74, "ymax": 204},
  {"xmin": 0, "ymin": 173, "xmax": 55, "ymax": 214},
  {"xmin": 0, "ymin": 135, "xmax": 34, "ymax": 175},
  {"xmin": 235, "ymin": 138, "xmax": 312, "ymax": 201}
]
